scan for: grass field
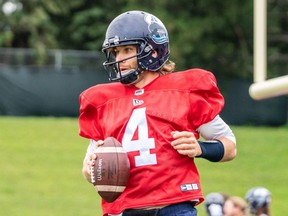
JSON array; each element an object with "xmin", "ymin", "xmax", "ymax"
[{"xmin": 0, "ymin": 117, "xmax": 287, "ymax": 215}]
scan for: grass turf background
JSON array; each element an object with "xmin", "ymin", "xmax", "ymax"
[{"xmin": 0, "ymin": 117, "xmax": 287, "ymax": 215}]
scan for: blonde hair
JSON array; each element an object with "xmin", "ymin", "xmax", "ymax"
[
  {"xmin": 158, "ymin": 60, "xmax": 176, "ymax": 74},
  {"xmin": 229, "ymin": 196, "xmax": 249, "ymax": 216}
]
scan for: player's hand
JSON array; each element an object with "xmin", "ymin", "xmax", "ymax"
[
  {"xmin": 83, "ymin": 140, "xmax": 104, "ymax": 182},
  {"xmin": 171, "ymin": 131, "xmax": 202, "ymax": 158},
  {"xmin": 87, "ymin": 140, "xmax": 104, "ymax": 172}
]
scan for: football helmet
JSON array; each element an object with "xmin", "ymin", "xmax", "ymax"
[
  {"xmin": 102, "ymin": 10, "xmax": 170, "ymax": 84},
  {"xmin": 204, "ymin": 192, "xmax": 226, "ymax": 216},
  {"xmin": 245, "ymin": 186, "xmax": 272, "ymax": 214}
]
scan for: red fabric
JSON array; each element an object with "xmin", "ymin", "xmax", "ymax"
[{"xmin": 78, "ymin": 68, "xmax": 224, "ymax": 215}]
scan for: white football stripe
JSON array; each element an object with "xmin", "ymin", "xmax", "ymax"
[
  {"xmin": 95, "ymin": 185, "xmax": 126, "ymax": 192},
  {"xmin": 95, "ymin": 147, "xmax": 126, "ymax": 153}
]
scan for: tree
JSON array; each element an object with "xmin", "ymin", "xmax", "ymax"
[{"xmin": 0, "ymin": 0, "xmax": 286, "ymax": 78}]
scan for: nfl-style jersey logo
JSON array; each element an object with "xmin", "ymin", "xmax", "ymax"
[
  {"xmin": 180, "ymin": 183, "xmax": 199, "ymax": 192},
  {"xmin": 133, "ymin": 99, "xmax": 144, "ymax": 106},
  {"xmin": 135, "ymin": 89, "xmax": 144, "ymax": 95}
]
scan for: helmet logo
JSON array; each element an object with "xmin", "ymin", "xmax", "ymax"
[
  {"xmin": 144, "ymin": 14, "xmax": 168, "ymax": 44},
  {"xmin": 144, "ymin": 45, "xmax": 152, "ymax": 53}
]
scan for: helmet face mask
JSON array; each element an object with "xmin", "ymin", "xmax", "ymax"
[
  {"xmin": 103, "ymin": 40, "xmax": 149, "ymax": 84},
  {"xmin": 102, "ymin": 11, "xmax": 170, "ymax": 84}
]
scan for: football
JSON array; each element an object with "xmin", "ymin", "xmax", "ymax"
[{"xmin": 90, "ymin": 137, "xmax": 130, "ymax": 203}]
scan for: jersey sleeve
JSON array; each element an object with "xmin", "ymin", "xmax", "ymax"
[
  {"xmin": 78, "ymin": 92, "xmax": 103, "ymax": 140},
  {"xmin": 188, "ymin": 70, "xmax": 224, "ymax": 129}
]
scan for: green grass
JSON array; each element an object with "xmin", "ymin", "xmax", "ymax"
[
  {"xmin": 197, "ymin": 125, "xmax": 288, "ymax": 215},
  {"xmin": 0, "ymin": 117, "xmax": 287, "ymax": 215}
]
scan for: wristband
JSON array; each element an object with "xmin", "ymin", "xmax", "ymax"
[{"xmin": 196, "ymin": 140, "xmax": 224, "ymax": 162}]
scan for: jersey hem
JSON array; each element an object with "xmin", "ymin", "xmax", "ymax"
[{"xmin": 103, "ymin": 196, "xmax": 204, "ymax": 215}]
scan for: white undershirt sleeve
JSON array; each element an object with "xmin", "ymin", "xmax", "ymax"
[
  {"xmin": 83, "ymin": 139, "xmax": 97, "ymax": 161},
  {"xmin": 196, "ymin": 115, "xmax": 236, "ymax": 144}
]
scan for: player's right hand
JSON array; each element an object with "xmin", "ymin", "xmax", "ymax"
[
  {"xmin": 83, "ymin": 140, "xmax": 104, "ymax": 183},
  {"xmin": 170, "ymin": 131, "xmax": 202, "ymax": 158}
]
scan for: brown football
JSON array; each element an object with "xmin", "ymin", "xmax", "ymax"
[{"xmin": 90, "ymin": 137, "xmax": 130, "ymax": 203}]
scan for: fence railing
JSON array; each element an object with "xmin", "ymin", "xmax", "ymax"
[{"xmin": 0, "ymin": 48, "xmax": 104, "ymax": 69}]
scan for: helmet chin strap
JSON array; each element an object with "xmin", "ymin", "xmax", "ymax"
[{"xmin": 119, "ymin": 68, "xmax": 144, "ymax": 85}]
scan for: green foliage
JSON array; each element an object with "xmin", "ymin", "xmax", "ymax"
[
  {"xmin": 161, "ymin": 0, "xmax": 253, "ymax": 79},
  {"xmin": 68, "ymin": 7, "xmax": 108, "ymax": 50},
  {"xmin": 0, "ymin": 0, "xmax": 287, "ymax": 77},
  {"xmin": 266, "ymin": 0, "xmax": 288, "ymax": 78},
  {"xmin": 0, "ymin": 117, "xmax": 287, "ymax": 215}
]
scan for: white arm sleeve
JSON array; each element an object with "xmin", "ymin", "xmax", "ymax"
[
  {"xmin": 83, "ymin": 139, "xmax": 97, "ymax": 161},
  {"xmin": 196, "ymin": 115, "xmax": 236, "ymax": 144}
]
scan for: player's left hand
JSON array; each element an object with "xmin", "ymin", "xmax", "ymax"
[{"xmin": 171, "ymin": 131, "xmax": 202, "ymax": 158}]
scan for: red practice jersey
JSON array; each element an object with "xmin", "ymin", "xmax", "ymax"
[{"xmin": 79, "ymin": 68, "xmax": 224, "ymax": 215}]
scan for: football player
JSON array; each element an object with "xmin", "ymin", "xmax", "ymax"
[
  {"xmin": 223, "ymin": 196, "xmax": 249, "ymax": 216},
  {"xmin": 245, "ymin": 187, "xmax": 272, "ymax": 216},
  {"xmin": 79, "ymin": 10, "xmax": 237, "ymax": 216},
  {"xmin": 204, "ymin": 192, "xmax": 227, "ymax": 216}
]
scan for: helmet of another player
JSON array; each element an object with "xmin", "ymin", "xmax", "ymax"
[
  {"xmin": 245, "ymin": 186, "xmax": 272, "ymax": 214},
  {"xmin": 204, "ymin": 192, "xmax": 226, "ymax": 216},
  {"xmin": 102, "ymin": 10, "xmax": 170, "ymax": 85}
]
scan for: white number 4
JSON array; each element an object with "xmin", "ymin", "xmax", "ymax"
[{"xmin": 122, "ymin": 107, "xmax": 157, "ymax": 167}]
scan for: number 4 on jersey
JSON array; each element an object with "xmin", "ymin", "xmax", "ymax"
[{"xmin": 122, "ymin": 107, "xmax": 157, "ymax": 167}]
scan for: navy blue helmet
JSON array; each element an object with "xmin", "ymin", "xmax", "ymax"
[
  {"xmin": 102, "ymin": 10, "xmax": 170, "ymax": 84},
  {"xmin": 245, "ymin": 186, "xmax": 272, "ymax": 214}
]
